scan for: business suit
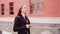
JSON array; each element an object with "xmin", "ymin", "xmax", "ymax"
[{"xmin": 13, "ymin": 14, "xmax": 30, "ymax": 34}]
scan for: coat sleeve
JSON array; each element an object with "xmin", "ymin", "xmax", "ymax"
[{"xmin": 13, "ymin": 17, "xmax": 26, "ymax": 32}]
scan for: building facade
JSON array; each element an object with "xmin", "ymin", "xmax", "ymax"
[
  {"xmin": 0, "ymin": 0, "xmax": 60, "ymax": 17},
  {"xmin": 0, "ymin": 0, "xmax": 60, "ymax": 23}
]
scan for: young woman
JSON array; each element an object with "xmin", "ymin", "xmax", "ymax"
[{"xmin": 13, "ymin": 5, "xmax": 31, "ymax": 34}]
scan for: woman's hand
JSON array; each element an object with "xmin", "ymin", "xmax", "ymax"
[
  {"xmin": 29, "ymin": 24, "xmax": 31, "ymax": 27},
  {"xmin": 26, "ymin": 24, "xmax": 31, "ymax": 28}
]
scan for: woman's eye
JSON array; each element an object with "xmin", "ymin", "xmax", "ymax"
[{"xmin": 24, "ymin": 7, "xmax": 26, "ymax": 8}]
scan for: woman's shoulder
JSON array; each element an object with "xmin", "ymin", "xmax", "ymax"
[
  {"xmin": 15, "ymin": 16, "xmax": 20, "ymax": 18},
  {"xmin": 16, "ymin": 16, "xmax": 20, "ymax": 17}
]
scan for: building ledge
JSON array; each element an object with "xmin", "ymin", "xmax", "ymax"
[{"xmin": 0, "ymin": 17, "xmax": 60, "ymax": 24}]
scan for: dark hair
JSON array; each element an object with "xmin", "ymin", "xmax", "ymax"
[{"xmin": 17, "ymin": 6, "xmax": 22, "ymax": 16}]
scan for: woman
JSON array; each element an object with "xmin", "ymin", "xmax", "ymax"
[{"xmin": 13, "ymin": 5, "xmax": 31, "ymax": 34}]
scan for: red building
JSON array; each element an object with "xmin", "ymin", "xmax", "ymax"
[{"xmin": 0, "ymin": 0, "xmax": 60, "ymax": 23}]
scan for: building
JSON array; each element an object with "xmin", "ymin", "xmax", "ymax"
[
  {"xmin": 0, "ymin": 0, "xmax": 60, "ymax": 34},
  {"xmin": 0, "ymin": 0, "xmax": 60, "ymax": 23}
]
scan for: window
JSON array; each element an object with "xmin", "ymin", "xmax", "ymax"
[
  {"xmin": 1, "ymin": 4, "xmax": 4, "ymax": 15},
  {"xmin": 30, "ymin": 0, "xmax": 44, "ymax": 15},
  {"xmin": 9, "ymin": 2, "xmax": 14, "ymax": 15}
]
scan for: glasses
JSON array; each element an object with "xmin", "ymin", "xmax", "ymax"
[{"xmin": 23, "ymin": 6, "xmax": 26, "ymax": 9}]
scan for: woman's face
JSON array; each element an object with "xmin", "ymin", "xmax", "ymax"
[{"xmin": 21, "ymin": 5, "xmax": 27, "ymax": 13}]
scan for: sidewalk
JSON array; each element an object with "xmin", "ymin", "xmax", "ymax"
[{"xmin": 0, "ymin": 21, "xmax": 60, "ymax": 34}]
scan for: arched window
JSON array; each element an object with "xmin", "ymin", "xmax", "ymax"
[
  {"xmin": 9, "ymin": 2, "xmax": 14, "ymax": 15},
  {"xmin": 1, "ymin": 4, "xmax": 4, "ymax": 15},
  {"xmin": 30, "ymin": 0, "xmax": 44, "ymax": 15}
]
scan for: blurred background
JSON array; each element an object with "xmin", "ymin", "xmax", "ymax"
[{"xmin": 0, "ymin": 0, "xmax": 60, "ymax": 34}]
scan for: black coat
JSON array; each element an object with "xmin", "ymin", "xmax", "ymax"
[{"xmin": 13, "ymin": 14, "xmax": 30, "ymax": 34}]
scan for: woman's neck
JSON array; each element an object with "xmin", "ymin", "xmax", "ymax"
[{"xmin": 21, "ymin": 12, "xmax": 24, "ymax": 14}]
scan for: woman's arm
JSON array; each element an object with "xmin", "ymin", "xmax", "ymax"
[{"xmin": 13, "ymin": 16, "xmax": 26, "ymax": 32}]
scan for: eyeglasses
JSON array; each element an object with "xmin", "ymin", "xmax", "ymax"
[{"xmin": 23, "ymin": 7, "xmax": 26, "ymax": 9}]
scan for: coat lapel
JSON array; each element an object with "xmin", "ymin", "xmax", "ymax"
[{"xmin": 20, "ymin": 14, "xmax": 28, "ymax": 23}]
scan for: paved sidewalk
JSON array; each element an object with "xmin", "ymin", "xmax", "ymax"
[{"xmin": 0, "ymin": 22, "xmax": 60, "ymax": 34}]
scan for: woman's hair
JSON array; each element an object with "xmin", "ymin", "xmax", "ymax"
[
  {"xmin": 17, "ymin": 6, "xmax": 23, "ymax": 16},
  {"xmin": 17, "ymin": 5, "xmax": 26, "ymax": 16}
]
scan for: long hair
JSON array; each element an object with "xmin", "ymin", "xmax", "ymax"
[{"xmin": 17, "ymin": 6, "xmax": 23, "ymax": 16}]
